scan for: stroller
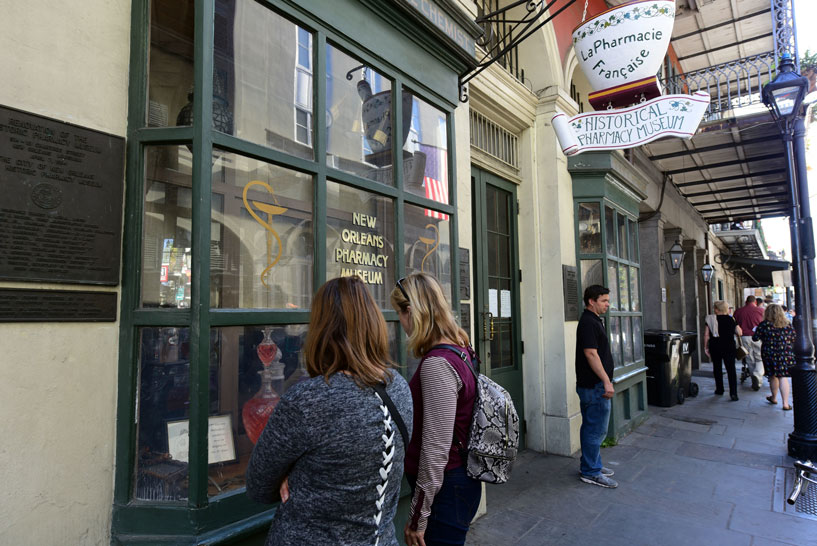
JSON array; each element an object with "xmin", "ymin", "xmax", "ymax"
[{"xmin": 739, "ymin": 356, "xmax": 761, "ymax": 391}]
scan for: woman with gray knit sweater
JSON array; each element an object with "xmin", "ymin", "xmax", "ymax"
[{"xmin": 246, "ymin": 276, "xmax": 413, "ymax": 545}]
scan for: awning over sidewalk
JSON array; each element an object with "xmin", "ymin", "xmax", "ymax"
[{"xmin": 721, "ymin": 255, "xmax": 790, "ymax": 287}]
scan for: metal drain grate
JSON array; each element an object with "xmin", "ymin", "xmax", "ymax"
[{"xmin": 773, "ymin": 466, "xmax": 817, "ymax": 521}]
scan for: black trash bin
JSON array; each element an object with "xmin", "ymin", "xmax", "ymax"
[
  {"xmin": 644, "ymin": 330, "xmax": 683, "ymax": 406},
  {"xmin": 678, "ymin": 331, "xmax": 699, "ymax": 398}
]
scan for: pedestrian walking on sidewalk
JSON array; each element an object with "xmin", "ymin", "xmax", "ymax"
[
  {"xmin": 733, "ymin": 295, "xmax": 765, "ymax": 390},
  {"xmin": 753, "ymin": 304, "xmax": 795, "ymax": 411},
  {"xmin": 391, "ymin": 273, "xmax": 481, "ymax": 546},
  {"xmin": 575, "ymin": 285, "xmax": 618, "ymax": 489},
  {"xmin": 704, "ymin": 300, "xmax": 743, "ymax": 401},
  {"xmin": 246, "ymin": 276, "xmax": 413, "ymax": 546}
]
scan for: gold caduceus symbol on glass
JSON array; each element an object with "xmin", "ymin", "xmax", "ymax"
[
  {"xmin": 420, "ymin": 223, "xmax": 439, "ymax": 273},
  {"xmin": 242, "ymin": 180, "xmax": 288, "ymax": 287}
]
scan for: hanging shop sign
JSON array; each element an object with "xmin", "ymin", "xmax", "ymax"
[
  {"xmin": 553, "ymin": 0, "xmax": 710, "ymax": 155},
  {"xmin": 552, "ymin": 92, "xmax": 709, "ymax": 155}
]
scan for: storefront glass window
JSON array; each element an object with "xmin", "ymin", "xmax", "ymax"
[
  {"xmin": 633, "ymin": 316, "xmax": 644, "ymax": 361},
  {"xmin": 605, "ymin": 205, "xmax": 616, "ymax": 257},
  {"xmin": 629, "ymin": 218, "xmax": 639, "ymax": 263},
  {"xmin": 135, "ymin": 327, "xmax": 192, "ymax": 501},
  {"xmin": 580, "ymin": 259, "xmax": 603, "ymax": 292},
  {"xmin": 578, "ymin": 202, "xmax": 601, "ymax": 254},
  {"xmin": 326, "ymin": 45, "xmax": 394, "ymax": 183},
  {"xmin": 212, "ymin": 0, "xmax": 314, "ymax": 160},
  {"xmin": 630, "ymin": 269, "xmax": 640, "ymax": 312},
  {"xmin": 326, "ymin": 181, "xmax": 395, "ymax": 308},
  {"xmin": 618, "ymin": 263, "xmax": 629, "ymax": 311},
  {"xmin": 207, "ymin": 324, "xmax": 308, "ymax": 497},
  {"xmin": 617, "ymin": 214, "xmax": 628, "ymax": 259},
  {"xmin": 607, "ymin": 262, "xmax": 618, "ymax": 311},
  {"xmin": 610, "ymin": 316, "xmax": 622, "ymax": 368},
  {"xmin": 148, "ymin": 0, "xmax": 194, "ymax": 128},
  {"xmin": 404, "ymin": 202, "xmax": 451, "ymax": 303},
  {"xmin": 210, "ymin": 152, "xmax": 313, "ymax": 309},
  {"xmin": 403, "ymin": 94, "xmax": 449, "ymax": 204},
  {"xmin": 622, "ymin": 316, "xmax": 633, "ymax": 363},
  {"xmin": 142, "ymin": 146, "xmax": 194, "ymax": 309}
]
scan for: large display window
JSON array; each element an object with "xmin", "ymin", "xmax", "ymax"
[
  {"xmin": 574, "ymin": 201, "xmax": 643, "ymax": 369},
  {"xmin": 117, "ymin": 0, "xmax": 461, "ymax": 541}
]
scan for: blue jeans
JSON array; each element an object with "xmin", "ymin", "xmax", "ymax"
[
  {"xmin": 407, "ymin": 466, "xmax": 482, "ymax": 545},
  {"xmin": 577, "ymin": 382, "xmax": 611, "ymax": 477}
]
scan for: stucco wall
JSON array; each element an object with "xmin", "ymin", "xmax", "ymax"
[{"xmin": 0, "ymin": 1, "xmax": 131, "ymax": 544}]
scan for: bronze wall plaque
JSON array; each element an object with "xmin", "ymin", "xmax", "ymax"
[
  {"xmin": 563, "ymin": 264, "xmax": 579, "ymax": 320},
  {"xmin": 0, "ymin": 289, "xmax": 117, "ymax": 322},
  {"xmin": 458, "ymin": 247, "xmax": 470, "ymax": 300},
  {"xmin": 0, "ymin": 105, "xmax": 125, "ymax": 285}
]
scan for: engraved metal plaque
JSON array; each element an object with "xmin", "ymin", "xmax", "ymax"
[
  {"xmin": 0, "ymin": 289, "xmax": 117, "ymax": 322},
  {"xmin": 0, "ymin": 105, "xmax": 125, "ymax": 285},
  {"xmin": 563, "ymin": 264, "xmax": 579, "ymax": 320},
  {"xmin": 460, "ymin": 303, "xmax": 471, "ymax": 332},
  {"xmin": 458, "ymin": 247, "xmax": 470, "ymax": 300}
]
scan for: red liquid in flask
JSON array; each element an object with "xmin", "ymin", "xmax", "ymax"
[
  {"xmin": 242, "ymin": 375, "xmax": 280, "ymax": 444},
  {"xmin": 257, "ymin": 343, "xmax": 277, "ymax": 366}
]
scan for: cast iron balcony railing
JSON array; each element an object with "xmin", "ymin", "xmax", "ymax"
[{"xmin": 660, "ymin": 52, "xmax": 776, "ymax": 122}]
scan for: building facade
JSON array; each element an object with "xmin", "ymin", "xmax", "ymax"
[{"xmin": 0, "ymin": 0, "xmax": 795, "ymax": 544}]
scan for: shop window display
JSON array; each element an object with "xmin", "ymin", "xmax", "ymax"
[
  {"xmin": 326, "ymin": 181, "xmax": 395, "ymax": 308},
  {"xmin": 403, "ymin": 94, "xmax": 449, "ymax": 203},
  {"xmin": 211, "ymin": 152, "xmax": 313, "ymax": 309},
  {"xmin": 404, "ymin": 202, "xmax": 451, "ymax": 303}
]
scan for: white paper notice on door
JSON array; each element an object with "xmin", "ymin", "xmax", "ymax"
[
  {"xmin": 489, "ymin": 289, "xmax": 498, "ymax": 316},
  {"xmin": 500, "ymin": 290, "xmax": 511, "ymax": 318}
]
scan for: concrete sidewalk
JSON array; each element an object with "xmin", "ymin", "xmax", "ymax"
[{"xmin": 466, "ymin": 365, "xmax": 817, "ymax": 545}]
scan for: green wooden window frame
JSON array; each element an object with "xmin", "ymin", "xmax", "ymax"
[
  {"xmin": 113, "ymin": 0, "xmax": 460, "ymax": 539},
  {"xmin": 574, "ymin": 199, "xmax": 644, "ymax": 378}
]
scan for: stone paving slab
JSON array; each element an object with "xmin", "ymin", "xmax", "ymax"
[{"xmin": 465, "ymin": 365, "xmax": 817, "ymax": 545}]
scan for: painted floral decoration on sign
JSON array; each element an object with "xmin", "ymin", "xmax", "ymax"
[{"xmin": 573, "ymin": 3, "xmax": 675, "ymax": 44}]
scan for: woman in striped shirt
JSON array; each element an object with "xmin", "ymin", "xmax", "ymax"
[{"xmin": 391, "ymin": 273, "xmax": 481, "ymax": 546}]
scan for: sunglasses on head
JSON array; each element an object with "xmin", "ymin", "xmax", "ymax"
[{"xmin": 396, "ymin": 277, "xmax": 409, "ymax": 303}]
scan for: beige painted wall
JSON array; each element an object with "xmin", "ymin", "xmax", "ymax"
[{"xmin": 0, "ymin": 1, "xmax": 130, "ymax": 544}]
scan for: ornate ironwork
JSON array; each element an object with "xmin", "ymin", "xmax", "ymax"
[
  {"xmin": 459, "ymin": 0, "xmax": 577, "ymax": 102},
  {"xmin": 660, "ymin": 53, "xmax": 776, "ymax": 122},
  {"xmin": 772, "ymin": 0, "xmax": 799, "ymax": 72}
]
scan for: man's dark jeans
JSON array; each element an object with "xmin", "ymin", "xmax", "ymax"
[{"xmin": 577, "ymin": 382, "xmax": 611, "ymax": 476}]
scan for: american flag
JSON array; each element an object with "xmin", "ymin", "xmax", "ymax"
[{"xmin": 419, "ymin": 143, "xmax": 449, "ymax": 220}]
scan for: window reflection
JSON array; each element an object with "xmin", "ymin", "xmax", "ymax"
[
  {"xmin": 578, "ymin": 202, "xmax": 601, "ymax": 254},
  {"xmin": 148, "ymin": 0, "xmax": 194, "ymax": 128},
  {"xmin": 142, "ymin": 146, "xmax": 194, "ymax": 308},
  {"xmin": 326, "ymin": 181, "xmax": 395, "ymax": 308},
  {"xmin": 605, "ymin": 206, "xmax": 616, "ymax": 257},
  {"xmin": 404, "ymin": 203, "xmax": 451, "ymax": 303},
  {"xmin": 135, "ymin": 327, "xmax": 195, "ymax": 501},
  {"xmin": 211, "ymin": 151, "xmax": 313, "ymax": 309},
  {"xmin": 211, "ymin": 0, "xmax": 314, "ymax": 159},
  {"xmin": 326, "ymin": 45, "xmax": 399, "ymax": 184},
  {"xmin": 403, "ymin": 94, "xmax": 449, "ymax": 202}
]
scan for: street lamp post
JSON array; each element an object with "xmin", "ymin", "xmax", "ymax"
[{"xmin": 762, "ymin": 53, "xmax": 817, "ymax": 461}]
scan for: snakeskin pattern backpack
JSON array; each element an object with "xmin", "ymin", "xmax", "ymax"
[{"xmin": 433, "ymin": 345, "xmax": 519, "ymax": 484}]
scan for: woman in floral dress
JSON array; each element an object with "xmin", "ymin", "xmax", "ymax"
[{"xmin": 752, "ymin": 304, "xmax": 795, "ymax": 410}]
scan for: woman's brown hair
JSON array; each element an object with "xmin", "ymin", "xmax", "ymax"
[
  {"xmin": 764, "ymin": 303, "xmax": 790, "ymax": 329},
  {"xmin": 304, "ymin": 276, "xmax": 394, "ymax": 387},
  {"xmin": 390, "ymin": 272, "xmax": 469, "ymax": 358}
]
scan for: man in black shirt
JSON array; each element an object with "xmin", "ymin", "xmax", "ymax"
[{"xmin": 575, "ymin": 285, "xmax": 618, "ymax": 488}]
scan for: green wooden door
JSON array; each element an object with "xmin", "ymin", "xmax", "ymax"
[{"xmin": 471, "ymin": 166, "xmax": 524, "ymax": 446}]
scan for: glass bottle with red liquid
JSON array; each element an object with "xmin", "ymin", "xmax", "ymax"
[{"xmin": 242, "ymin": 327, "xmax": 284, "ymax": 444}]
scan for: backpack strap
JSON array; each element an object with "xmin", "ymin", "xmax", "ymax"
[
  {"xmin": 372, "ymin": 382, "xmax": 409, "ymax": 455},
  {"xmin": 430, "ymin": 344, "xmax": 479, "ymax": 381}
]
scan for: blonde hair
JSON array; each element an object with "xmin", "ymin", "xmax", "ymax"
[
  {"xmin": 764, "ymin": 304, "xmax": 790, "ymax": 329},
  {"xmin": 389, "ymin": 272, "xmax": 469, "ymax": 358},
  {"xmin": 713, "ymin": 300, "xmax": 729, "ymax": 314},
  {"xmin": 304, "ymin": 276, "xmax": 394, "ymax": 387}
]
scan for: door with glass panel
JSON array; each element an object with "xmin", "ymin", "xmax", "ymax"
[{"xmin": 472, "ymin": 167, "xmax": 523, "ymax": 445}]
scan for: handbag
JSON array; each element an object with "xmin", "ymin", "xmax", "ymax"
[{"xmin": 735, "ymin": 337, "xmax": 748, "ymax": 360}]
